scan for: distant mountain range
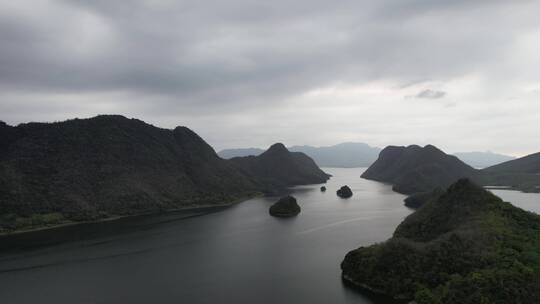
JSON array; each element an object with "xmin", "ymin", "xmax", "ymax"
[
  {"xmin": 452, "ymin": 151, "xmax": 515, "ymax": 168},
  {"xmin": 219, "ymin": 144, "xmax": 515, "ymax": 168},
  {"xmin": 0, "ymin": 116, "xmax": 329, "ymax": 233},
  {"xmin": 220, "ymin": 143, "xmax": 381, "ymax": 168},
  {"xmin": 362, "ymin": 144, "xmax": 540, "ymax": 195},
  {"xmin": 289, "ymin": 143, "xmax": 381, "ymax": 168}
]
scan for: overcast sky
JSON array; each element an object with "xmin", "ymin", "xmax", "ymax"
[{"xmin": 1, "ymin": 1, "xmax": 539, "ymax": 156}]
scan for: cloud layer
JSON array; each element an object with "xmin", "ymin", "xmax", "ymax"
[
  {"xmin": 1, "ymin": 0, "xmax": 540, "ymax": 155},
  {"xmin": 414, "ymin": 89, "xmax": 446, "ymax": 99}
]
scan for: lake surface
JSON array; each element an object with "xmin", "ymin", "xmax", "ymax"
[
  {"xmin": 0, "ymin": 168, "xmax": 538, "ymax": 304},
  {"xmin": 491, "ymin": 189, "xmax": 540, "ymax": 214}
]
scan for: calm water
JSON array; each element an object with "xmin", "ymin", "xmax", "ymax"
[
  {"xmin": 492, "ymin": 189, "xmax": 540, "ymax": 214},
  {"xmin": 0, "ymin": 168, "xmax": 538, "ymax": 304}
]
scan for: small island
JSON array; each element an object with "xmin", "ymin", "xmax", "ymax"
[
  {"xmin": 336, "ymin": 185, "xmax": 353, "ymax": 198},
  {"xmin": 269, "ymin": 196, "xmax": 301, "ymax": 217},
  {"xmin": 320, "ymin": 186, "xmax": 326, "ymax": 192}
]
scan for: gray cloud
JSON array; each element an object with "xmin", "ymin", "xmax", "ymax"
[
  {"xmin": 0, "ymin": 1, "xmax": 533, "ymax": 100},
  {"xmin": 1, "ymin": 0, "xmax": 540, "ymax": 155},
  {"xmin": 414, "ymin": 89, "xmax": 447, "ymax": 99}
]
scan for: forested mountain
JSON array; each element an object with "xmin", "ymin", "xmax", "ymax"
[
  {"xmin": 342, "ymin": 179, "xmax": 540, "ymax": 303},
  {"xmin": 362, "ymin": 144, "xmax": 540, "ymax": 196},
  {"xmin": 0, "ymin": 116, "xmax": 328, "ymax": 232},
  {"xmin": 230, "ymin": 143, "xmax": 330, "ymax": 191}
]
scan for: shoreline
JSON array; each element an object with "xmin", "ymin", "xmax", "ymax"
[
  {"xmin": 341, "ymin": 274, "xmax": 410, "ymax": 303},
  {"xmin": 0, "ymin": 193, "xmax": 263, "ymax": 237}
]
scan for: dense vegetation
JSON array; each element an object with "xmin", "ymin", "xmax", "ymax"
[
  {"xmin": 341, "ymin": 179, "xmax": 540, "ymax": 303},
  {"xmin": 403, "ymin": 188, "xmax": 443, "ymax": 209},
  {"xmin": 0, "ymin": 116, "xmax": 328, "ymax": 233},
  {"xmin": 269, "ymin": 196, "xmax": 301, "ymax": 217},
  {"xmin": 337, "ymin": 185, "xmax": 353, "ymax": 198}
]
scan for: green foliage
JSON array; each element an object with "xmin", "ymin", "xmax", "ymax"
[
  {"xmin": 0, "ymin": 212, "xmax": 67, "ymax": 233},
  {"xmin": 1, "ymin": 116, "xmax": 327, "ymax": 232},
  {"xmin": 230, "ymin": 143, "xmax": 330, "ymax": 191},
  {"xmin": 342, "ymin": 179, "xmax": 540, "ymax": 303},
  {"xmin": 415, "ymin": 286, "xmax": 440, "ymax": 304},
  {"xmin": 269, "ymin": 196, "xmax": 301, "ymax": 217}
]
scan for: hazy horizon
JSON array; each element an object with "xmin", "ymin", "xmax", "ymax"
[
  {"xmin": 0, "ymin": 114, "xmax": 534, "ymax": 158},
  {"xmin": 2, "ymin": 1, "xmax": 540, "ymax": 156},
  {"xmin": 217, "ymin": 141, "xmax": 524, "ymax": 158}
]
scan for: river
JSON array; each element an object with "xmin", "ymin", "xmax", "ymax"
[{"xmin": 0, "ymin": 167, "xmax": 537, "ymax": 304}]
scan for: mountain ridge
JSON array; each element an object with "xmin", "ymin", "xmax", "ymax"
[
  {"xmin": 362, "ymin": 144, "xmax": 540, "ymax": 196},
  {"xmin": 230, "ymin": 143, "xmax": 330, "ymax": 191},
  {"xmin": 0, "ymin": 115, "xmax": 328, "ymax": 233},
  {"xmin": 219, "ymin": 142, "xmax": 381, "ymax": 167},
  {"xmin": 361, "ymin": 144, "xmax": 476, "ymax": 194}
]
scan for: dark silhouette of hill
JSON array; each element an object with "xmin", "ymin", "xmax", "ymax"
[
  {"xmin": 479, "ymin": 152, "xmax": 540, "ymax": 192},
  {"xmin": 0, "ymin": 116, "xmax": 328, "ymax": 232},
  {"xmin": 269, "ymin": 196, "xmax": 300, "ymax": 217},
  {"xmin": 484, "ymin": 152, "xmax": 540, "ymax": 173},
  {"xmin": 219, "ymin": 142, "xmax": 381, "ymax": 168},
  {"xmin": 361, "ymin": 145, "xmax": 476, "ymax": 194},
  {"xmin": 230, "ymin": 143, "xmax": 330, "ymax": 191},
  {"xmin": 453, "ymin": 151, "xmax": 515, "ymax": 168},
  {"xmin": 342, "ymin": 179, "xmax": 540, "ymax": 303},
  {"xmin": 0, "ymin": 116, "xmax": 258, "ymax": 220},
  {"xmin": 362, "ymin": 145, "xmax": 540, "ymax": 208}
]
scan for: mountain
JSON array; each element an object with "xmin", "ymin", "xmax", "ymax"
[
  {"xmin": 0, "ymin": 116, "xmax": 258, "ymax": 225},
  {"xmin": 362, "ymin": 144, "xmax": 540, "ymax": 196},
  {"xmin": 453, "ymin": 151, "xmax": 515, "ymax": 168},
  {"xmin": 229, "ymin": 143, "xmax": 330, "ymax": 191},
  {"xmin": 0, "ymin": 116, "xmax": 328, "ymax": 233},
  {"xmin": 219, "ymin": 142, "xmax": 381, "ymax": 167},
  {"xmin": 288, "ymin": 142, "xmax": 381, "ymax": 168},
  {"xmin": 361, "ymin": 145, "xmax": 476, "ymax": 194},
  {"xmin": 218, "ymin": 148, "xmax": 264, "ymax": 159},
  {"xmin": 480, "ymin": 152, "xmax": 540, "ymax": 192},
  {"xmin": 484, "ymin": 151, "xmax": 540, "ymax": 174},
  {"xmin": 341, "ymin": 179, "xmax": 540, "ymax": 303}
]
